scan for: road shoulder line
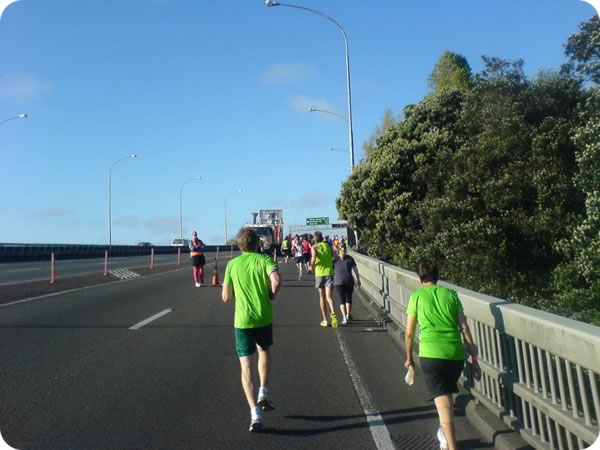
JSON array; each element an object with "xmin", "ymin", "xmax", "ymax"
[{"xmin": 335, "ymin": 331, "xmax": 395, "ymax": 450}]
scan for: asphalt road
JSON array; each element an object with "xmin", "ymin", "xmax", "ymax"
[
  {"xmin": 0, "ymin": 260, "xmax": 493, "ymax": 450},
  {"xmin": 0, "ymin": 251, "xmax": 233, "ymax": 286}
]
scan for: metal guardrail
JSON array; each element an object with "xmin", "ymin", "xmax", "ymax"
[
  {"xmin": 350, "ymin": 250, "xmax": 600, "ymax": 450},
  {"xmin": 0, "ymin": 243, "xmax": 225, "ymax": 263}
]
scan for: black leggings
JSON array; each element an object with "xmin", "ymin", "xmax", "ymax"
[{"xmin": 335, "ymin": 284, "xmax": 353, "ymax": 304}]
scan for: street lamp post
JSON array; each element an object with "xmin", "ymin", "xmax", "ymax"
[
  {"xmin": 0, "ymin": 113, "xmax": 27, "ymax": 126},
  {"xmin": 224, "ymin": 189, "xmax": 243, "ymax": 244},
  {"xmin": 108, "ymin": 154, "xmax": 137, "ymax": 248},
  {"xmin": 266, "ymin": 0, "xmax": 355, "ymax": 173},
  {"xmin": 179, "ymin": 177, "xmax": 202, "ymax": 240}
]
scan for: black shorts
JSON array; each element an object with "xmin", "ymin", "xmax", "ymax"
[
  {"xmin": 303, "ymin": 253, "xmax": 311, "ymax": 263},
  {"xmin": 282, "ymin": 249, "xmax": 291, "ymax": 257},
  {"xmin": 420, "ymin": 357, "xmax": 464, "ymax": 400},
  {"xmin": 335, "ymin": 284, "xmax": 353, "ymax": 304},
  {"xmin": 192, "ymin": 255, "xmax": 206, "ymax": 267},
  {"xmin": 295, "ymin": 256, "xmax": 304, "ymax": 264}
]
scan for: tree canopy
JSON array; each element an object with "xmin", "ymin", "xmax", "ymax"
[{"xmin": 342, "ymin": 16, "xmax": 600, "ymax": 324}]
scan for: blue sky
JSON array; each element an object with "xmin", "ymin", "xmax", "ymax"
[{"xmin": 0, "ymin": 0, "xmax": 596, "ymax": 245}]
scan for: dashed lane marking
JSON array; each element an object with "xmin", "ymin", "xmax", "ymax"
[{"xmin": 129, "ymin": 309, "xmax": 173, "ymax": 330}]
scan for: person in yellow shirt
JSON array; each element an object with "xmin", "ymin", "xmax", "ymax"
[{"xmin": 310, "ymin": 231, "xmax": 338, "ymax": 328}]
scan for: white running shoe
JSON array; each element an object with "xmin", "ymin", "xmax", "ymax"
[
  {"xmin": 341, "ymin": 317, "xmax": 348, "ymax": 325},
  {"xmin": 257, "ymin": 389, "xmax": 275, "ymax": 412},
  {"xmin": 437, "ymin": 427, "xmax": 448, "ymax": 449},
  {"xmin": 249, "ymin": 408, "xmax": 263, "ymax": 432},
  {"xmin": 195, "ymin": 282, "xmax": 200, "ymax": 287}
]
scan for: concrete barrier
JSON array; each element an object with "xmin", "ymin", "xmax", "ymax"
[{"xmin": 350, "ymin": 250, "xmax": 600, "ymax": 450}]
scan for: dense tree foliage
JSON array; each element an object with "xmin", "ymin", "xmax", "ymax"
[
  {"xmin": 338, "ymin": 17, "xmax": 600, "ymax": 324},
  {"xmin": 429, "ymin": 50, "xmax": 473, "ymax": 93},
  {"xmin": 564, "ymin": 15, "xmax": 600, "ymax": 83},
  {"xmin": 362, "ymin": 108, "xmax": 397, "ymax": 159}
]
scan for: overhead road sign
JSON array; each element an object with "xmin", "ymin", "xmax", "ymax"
[{"xmin": 306, "ymin": 217, "xmax": 329, "ymax": 226}]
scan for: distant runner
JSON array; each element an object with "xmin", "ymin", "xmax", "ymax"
[
  {"xmin": 310, "ymin": 231, "xmax": 338, "ymax": 328},
  {"xmin": 293, "ymin": 238, "xmax": 304, "ymax": 281},
  {"xmin": 302, "ymin": 237, "xmax": 312, "ymax": 274},
  {"xmin": 189, "ymin": 231, "xmax": 206, "ymax": 287},
  {"xmin": 281, "ymin": 235, "xmax": 291, "ymax": 264},
  {"xmin": 222, "ymin": 227, "xmax": 281, "ymax": 432},
  {"xmin": 333, "ymin": 243, "xmax": 361, "ymax": 325}
]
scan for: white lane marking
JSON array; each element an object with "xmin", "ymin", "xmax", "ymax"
[
  {"xmin": 129, "ymin": 309, "xmax": 173, "ymax": 330},
  {"xmin": 6, "ymin": 268, "xmax": 42, "ymax": 273},
  {"xmin": 335, "ymin": 331, "xmax": 395, "ymax": 450},
  {"xmin": 109, "ymin": 269, "xmax": 140, "ymax": 280}
]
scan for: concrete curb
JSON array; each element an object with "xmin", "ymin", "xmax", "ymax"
[{"xmin": 353, "ymin": 287, "xmax": 533, "ymax": 450}]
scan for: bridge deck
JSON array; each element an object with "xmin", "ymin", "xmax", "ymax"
[{"xmin": 1, "ymin": 257, "xmax": 497, "ymax": 449}]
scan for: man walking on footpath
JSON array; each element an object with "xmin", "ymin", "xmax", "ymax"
[
  {"xmin": 222, "ymin": 227, "xmax": 282, "ymax": 432},
  {"xmin": 310, "ymin": 231, "xmax": 338, "ymax": 328}
]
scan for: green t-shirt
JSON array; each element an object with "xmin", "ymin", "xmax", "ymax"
[
  {"xmin": 223, "ymin": 252, "xmax": 279, "ymax": 329},
  {"xmin": 406, "ymin": 285, "xmax": 465, "ymax": 360},
  {"xmin": 314, "ymin": 241, "xmax": 334, "ymax": 277}
]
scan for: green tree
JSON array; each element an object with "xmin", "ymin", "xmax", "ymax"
[
  {"xmin": 338, "ymin": 34, "xmax": 598, "ymax": 324},
  {"xmin": 564, "ymin": 15, "xmax": 600, "ymax": 84},
  {"xmin": 428, "ymin": 50, "xmax": 473, "ymax": 93},
  {"xmin": 551, "ymin": 87, "xmax": 600, "ymax": 324},
  {"xmin": 362, "ymin": 108, "xmax": 397, "ymax": 159}
]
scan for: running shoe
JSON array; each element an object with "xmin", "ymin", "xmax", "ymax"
[
  {"xmin": 341, "ymin": 317, "xmax": 347, "ymax": 326},
  {"xmin": 320, "ymin": 320, "xmax": 328, "ymax": 327},
  {"xmin": 195, "ymin": 283, "xmax": 200, "ymax": 288},
  {"xmin": 331, "ymin": 313, "xmax": 339, "ymax": 328},
  {"xmin": 437, "ymin": 427, "xmax": 448, "ymax": 449},
  {"xmin": 257, "ymin": 391, "xmax": 275, "ymax": 412},
  {"xmin": 347, "ymin": 313, "xmax": 354, "ymax": 321},
  {"xmin": 249, "ymin": 408, "xmax": 263, "ymax": 432}
]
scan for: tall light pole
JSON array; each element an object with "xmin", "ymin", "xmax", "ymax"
[
  {"xmin": 108, "ymin": 154, "xmax": 137, "ymax": 248},
  {"xmin": 0, "ymin": 113, "xmax": 27, "ymax": 126},
  {"xmin": 224, "ymin": 189, "xmax": 243, "ymax": 244},
  {"xmin": 179, "ymin": 176, "xmax": 202, "ymax": 240},
  {"xmin": 266, "ymin": 0, "xmax": 355, "ymax": 173}
]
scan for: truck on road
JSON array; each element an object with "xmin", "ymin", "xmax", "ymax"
[{"xmin": 244, "ymin": 209, "xmax": 284, "ymax": 254}]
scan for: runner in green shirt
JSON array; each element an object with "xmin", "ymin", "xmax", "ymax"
[
  {"xmin": 404, "ymin": 260, "xmax": 480, "ymax": 450},
  {"xmin": 310, "ymin": 231, "xmax": 339, "ymax": 328},
  {"xmin": 281, "ymin": 236, "xmax": 291, "ymax": 263},
  {"xmin": 222, "ymin": 227, "xmax": 281, "ymax": 432}
]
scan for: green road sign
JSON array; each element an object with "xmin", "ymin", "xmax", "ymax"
[{"xmin": 306, "ymin": 217, "xmax": 329, "ymax": 226}]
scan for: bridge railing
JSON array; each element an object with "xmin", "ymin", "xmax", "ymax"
[
  {"xmin": 350, "ymin": 250, "xmax": 600, "ymax": 450},
  {"xmin": 0, "ymin": 244, "xmax": 225, "ymax": 263}
]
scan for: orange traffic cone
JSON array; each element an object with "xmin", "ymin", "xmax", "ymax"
[{"xmin": 211, "ymin": 260, "xmax": 220, "ymax": 287}]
